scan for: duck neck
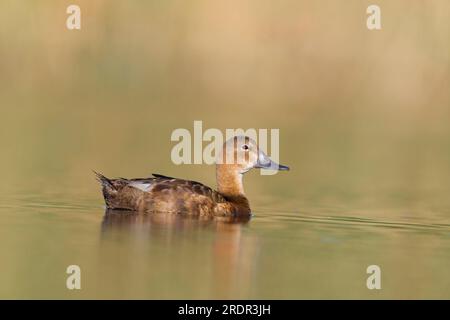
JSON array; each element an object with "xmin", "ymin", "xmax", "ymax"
[
  {"xmin": 216, "ymin": 164, "xmax": 245, "ymax": 198},
  {"xmin": 216, "ymin": 164, "xmax": 251, "ymax": 215}
]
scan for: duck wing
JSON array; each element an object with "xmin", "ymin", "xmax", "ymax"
[
  {"xmin": 119, "ymin": 173, "xmax": 223, "ymax": 201},
  {"xmin": 151, "ymin": 173, "xmax": 175, "ymax": 179},
  {"xmin": 151, "ymin": 173, "xmax": 205, "ymax": 186},
  {"xmin": 148, "ymin": 173, "xmax": 227, "ymax": 203}
]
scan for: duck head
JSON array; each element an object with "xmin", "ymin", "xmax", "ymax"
[{"xmin": 216, "ymin": 136, "xmax": 289, "ymax": 197}]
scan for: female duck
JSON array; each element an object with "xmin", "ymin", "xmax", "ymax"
[{"xmin": 95, "ymin": 136, "xmax": 289, "ymax": 217}]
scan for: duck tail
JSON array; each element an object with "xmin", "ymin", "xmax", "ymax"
[
  {"xmin": 93, "ymin": 171, "xmax": 119, "ymax": 209},
  {"xmin": 93, "ymin": 171, "xmax": 115, "ymax": 190}
]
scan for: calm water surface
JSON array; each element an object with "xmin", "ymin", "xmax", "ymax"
[{"xmin": 1, "ymin": 183, "xmax": 450, "ymax": 299}]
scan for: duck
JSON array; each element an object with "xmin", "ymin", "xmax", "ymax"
[{"xmin": 95, "ymin": 136, "xmax": 289, "ymax": 217}]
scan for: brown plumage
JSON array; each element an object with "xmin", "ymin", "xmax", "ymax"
[{"xmin": 95, "ymin": 136, "xmax": 289, "ymax": 217}]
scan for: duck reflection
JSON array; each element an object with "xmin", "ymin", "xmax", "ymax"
[
  {"xmin": 101, "ymin": 209, "xmax": 251, "ymax": 231},
  {"xmin": 100, "ymin": 209, "xmax": 259, "ymax": 298}
]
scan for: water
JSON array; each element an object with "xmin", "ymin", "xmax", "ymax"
[{"xmin": 1, "ymin": 183, "xmax": 450, "ymax": 299}]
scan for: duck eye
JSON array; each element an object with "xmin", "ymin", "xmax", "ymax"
[{"xmin": 242, "ymin": 144, "xmax": 249, "ymax": 151}]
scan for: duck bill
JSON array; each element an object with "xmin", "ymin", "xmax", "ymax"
[{"xmin": 254, "ymin": 151, "xmax": 290, "ymax": 171}]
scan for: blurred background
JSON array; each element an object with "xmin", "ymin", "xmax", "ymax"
[{"xmin": 0, "ymin": 0, "xmax": 449, "ymax": 299}]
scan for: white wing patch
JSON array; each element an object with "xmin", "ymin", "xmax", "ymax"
[{"xmin": 129, "ymin": 182, "xmax": 152, "ymax": 192}]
